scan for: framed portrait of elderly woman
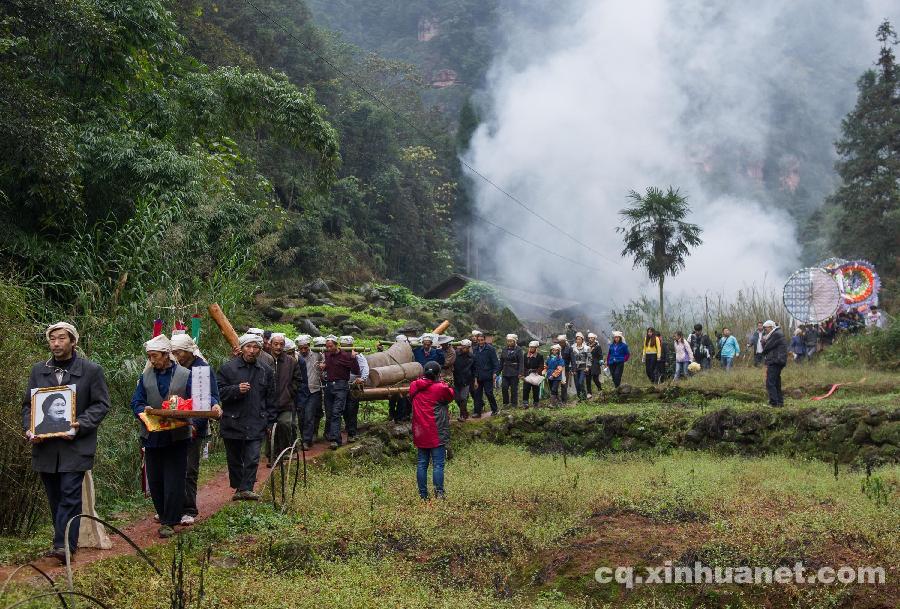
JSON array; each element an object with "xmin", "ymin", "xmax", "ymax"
[{"xmin": 30, "ymin": 385, "xmax": 77, "ymax": 439}]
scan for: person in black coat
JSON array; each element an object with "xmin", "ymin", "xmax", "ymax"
[
  {"xmin": 654, "ymin": 330, "xmax": 669, "ymax": 383},
  {"xmin": 499, "ymin": 334, "xmax": 525, "ymax": 408},
  {"xmin": 216, "ymin": 333, "xmax": 277, "ymax": 500},
  {"xmin": 586, "ymin": 333, "xmax": 604, "ymax": 397},
  {"xmin": 452, "ymin": 340, "xmax": 476, "ymax": 420},
  {"xmin": 471, "ymin": 331, "xmax": 500, "ymax": 417},
  {"xmin": 689, "ymin": 324, "xmax": 714, "ymax": 370},
  {"xmin": 22, "ymin": 322, "xmax": 109, "ymax": 561},
  {"xmin": 761, "ymin": 321, "xmax": 788, "ymax": 407}
]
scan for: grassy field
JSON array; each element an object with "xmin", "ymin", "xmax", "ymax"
[
  {"xmin": 2, "ymin": 293, "xmax": 897, "ymax": 608},
  {"xmin": 3, "ymin": 444, "xmax": 896, "ymax": 608}
]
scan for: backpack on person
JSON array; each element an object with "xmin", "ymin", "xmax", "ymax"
[{"xmin": 690, "ymin": 333, "xmax": 710, "ymax": 361}]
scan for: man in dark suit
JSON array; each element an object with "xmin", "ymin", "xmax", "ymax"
[
  {"xmin": 216, "ymin": 333, "xmax": 277, "ymax": 500},
  {"xmin": 471, "ymin": 331, "xmax": 500, "ymax": 417},
  {"xmin": 761, "ymin": 320, "xmax": 788, "ymax": 407},
  {"xmin": 22, "ymin": 322, "xmax": 110, "ymax": 563}
]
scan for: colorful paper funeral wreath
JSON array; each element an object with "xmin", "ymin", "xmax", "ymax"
[{"xmin": 838, "ymin": 262, "xmax": 876, "ymax": 304}]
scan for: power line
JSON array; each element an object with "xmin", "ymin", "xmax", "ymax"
[
  {"xmin": 240, "ymin": 0, "xmax": 623, "ymax": 267},
  {"xmin": 115, "ymin": 2, "xmax": 617, "ymax": 271},
  {"xmin": 472, "ymin": 212, "xmax": 603, "ymax": 272}
]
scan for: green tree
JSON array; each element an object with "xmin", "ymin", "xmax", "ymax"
[
  {"xmin": 617, "ymin": 187, "xmax": 703, "ymax": 330},
  {"xmin": 0, "ymin": 0, "xmax": 340, "ymax": 308},
  {"xmin": 828, "ymin": 20, "xmax": 900, "ymax": 280}
]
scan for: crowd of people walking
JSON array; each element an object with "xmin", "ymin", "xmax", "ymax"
[{"xmin": 20, "ymin": 305, "xmax": 890, "ymax": 552}]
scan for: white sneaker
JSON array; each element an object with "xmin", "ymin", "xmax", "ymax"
[
  {"xmin": 587, "ymin": 393, "xmax": 593, "ymax": 399},
  {"xmin": 180, "ymin": 514, "xmax": 195, "ymax": 526},
  {"xmin": 153, "ymin": 514, "xmax": 160, "ymax": 522}
]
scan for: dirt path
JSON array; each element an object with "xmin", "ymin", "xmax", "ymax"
[
  {"xmin": 2, "ymin": 411, "xmax": 505, "ymax": 584},
  {"xmin": 0, "ymin": 435, "xmax": 342, "ymax": 582}
]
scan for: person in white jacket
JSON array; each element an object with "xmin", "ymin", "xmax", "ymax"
[{"xmin": 673, "ymin": 331, "xmax": 694, "ymax": 380}]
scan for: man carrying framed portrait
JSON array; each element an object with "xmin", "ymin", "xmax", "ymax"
[{"xmin": 21, "ymin": 322, "xmax": 110, "ymax": 563}]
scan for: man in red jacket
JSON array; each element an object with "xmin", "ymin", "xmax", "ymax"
[{"xmin": 409, "ymin": 361, "xmax": 454, "ymax": 500}]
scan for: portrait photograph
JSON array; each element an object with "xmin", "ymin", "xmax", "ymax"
[{"xmin": 30, "ymin": 385, "xmax": 77, "ymax": 438}]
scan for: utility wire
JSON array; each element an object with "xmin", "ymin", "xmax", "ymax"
[
  {"xmin": 472, "ymin": 212, "xmax": 603, "ymax": 272},
  {"xmin": 116, "ymin": 2, "xmax": 616, "ymax": 271},
  {"xmin": 241, "ymin": 0, "xmax": 623, "ymax": 267}
]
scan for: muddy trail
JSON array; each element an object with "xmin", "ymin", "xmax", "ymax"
[{"xmin": 0, "ymin": 435, "xmax": 341, "ymax": 582}]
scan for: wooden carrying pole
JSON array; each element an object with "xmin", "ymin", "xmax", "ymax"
[
  {"xmin": 311, "ymin": 346, "xmax": 371, "ymax": 352},
  {"xmin": 208, "ymin": 303, "xmax": 239, "ymax": 349},
  {"xmin": 432, "ymin": 320, "xmax": 450, "ymax": 335},
  {"xmin": 351, "ymin": 386, "xmax": 410, "ymax": 401}
]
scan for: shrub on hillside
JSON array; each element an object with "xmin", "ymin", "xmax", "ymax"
[
  {"xmin": 0, "ymin": 279, "xmax": 45, "ymax": 534},
  {"xmin": 824, "ymin": 320, "xmax": 900, "ymax": 370}
]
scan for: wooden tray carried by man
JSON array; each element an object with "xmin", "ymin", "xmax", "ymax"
[
  {"xmin": 145, "ymin": 408, "xmax": 221, "ymax": 419},
  {"xmin": 146, "ymin": 395, "xmax": 221, "ymax": 419}
]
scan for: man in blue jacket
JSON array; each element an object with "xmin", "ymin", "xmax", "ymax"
[
  {"xmin": 471, "ymin": 331, "xmax": 499, "ymax": 417},
  {"xmin": 130, "ymin": 334, "xmax": 192, "ymax": 538},
  {"xmin": 413, "ymin": 334, "xmax": 445, "ymax": 367}
]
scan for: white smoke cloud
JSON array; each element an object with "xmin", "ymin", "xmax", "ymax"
[{"xmin": 465, "ymin": 0, "xmax": 898, "ymax": 308}]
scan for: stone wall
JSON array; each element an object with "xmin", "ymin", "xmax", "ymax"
[{"xmin": 333, "ymin": 403, "xmax": 899, "ymax": 468}]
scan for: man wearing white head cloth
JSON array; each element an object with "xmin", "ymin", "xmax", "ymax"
[
  {"xmin": 586, "ymin": 333, "xmax": 604, "ymax": 398},
  {"xmin": 522, "ymin": 341, "xmax": 544, "ymax": 407},
  {"xmin": 170, "ymin": 334, "xmax": 221, "ymax": 525},
  {"xmin": 413, "ymin": 333, "xmax": 445, "ymax": 368},
  {"xmin": 317, "ymin": 335, "xmax": 360, "ymax": 449},
  {"xmin": 452, "ymin": 339, "xmax": 475, "ymax": 420},
  {"xmin": 341, "ymin": 335, "xmax": 368, "ymax": 443},
  {"xmin": 246, "ymin": 328, "xmax": 275, "ymax": 368},
  {"xmin": 216, "ymin": 333, "xmax": 276, "ymax": 499},
  {"xmin": 388, "ymin": 335, "xmax": 412, "ymax": 422},
  {"xmin": 130, "ymin": 334, "xmax": 193, "ymax": 538},
  {"xmin": 22, "ymin": 322, "xmax": 110, "ymax": 562},
  {"xmin": 265, "ymin": 333, "xmax": 305, "ymax": 464},
  {"xmin": 499, "ymin": 334, "xmax": 524, "ymax": 409}
]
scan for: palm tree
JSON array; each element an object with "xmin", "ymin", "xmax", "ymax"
[{"xmin": 617, "ymin": 187, "xmax": 703, "ymax": 330}]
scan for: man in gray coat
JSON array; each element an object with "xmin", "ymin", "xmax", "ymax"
[
  {"xmin": 297, "ymin": 335, "xmax": 323, "ymax": 450},
  {"xmin": 216, "ymin": 333, "xmax": 277, "ymax": 500},
  {"xmin": 22, "ymin": 322, "xmax": 109, "ymax": 562},
  {"xmin": 266, "ymin": 333, "xmax": 304, "ymax": 465}
]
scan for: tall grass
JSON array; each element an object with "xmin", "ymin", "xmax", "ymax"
[
  {"xmin": 47, "ymin": 445, "xmax": 899, "ymax": 609},
  {"xmin": 610, "ymin": 284, "xmax": 785, "ymax": 345},
  {"xmin": 0, "ymin": 280, "xmax": 45, "ymax": 534}
]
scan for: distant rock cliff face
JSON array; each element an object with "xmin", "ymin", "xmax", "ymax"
[
  {"xmin": 432, "ymin": 68, "xmax": 458, "ymax": 88},
  {"xmin": 418, "ymin": 17, "xmax": 440, "ymax": 41}
]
